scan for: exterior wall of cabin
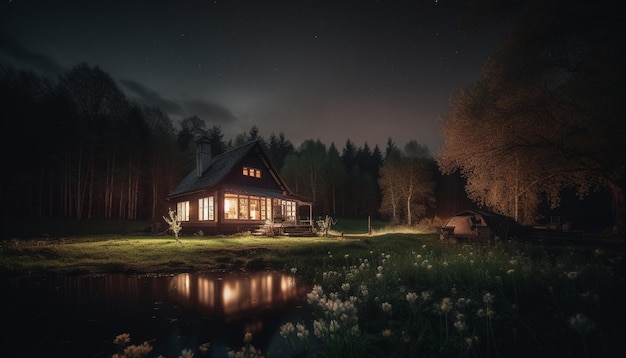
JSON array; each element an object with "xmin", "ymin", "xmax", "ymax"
[
  {"xmin": 169, "ymin": 189, "xmax": 309, "ymax": 235},
  {"xmin": 166, "ymin": 141, "xmax": 313, "ymax": 236},
  {"xmin": 222, "ymin": 151, "xmax": 282, "ymax": 190}
]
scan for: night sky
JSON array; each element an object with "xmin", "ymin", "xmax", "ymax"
[{"xmin": 1, "ymin": 0, "xmax": 505, "ymax": 153}]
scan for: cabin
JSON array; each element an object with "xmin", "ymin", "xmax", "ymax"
[
  {"xmin": 440, "ymin": 209, "xmax": 520, "ymax": 243},
  {"xmin": 166, "ymin": 138, "xmax": 314, "ymax": 236}
]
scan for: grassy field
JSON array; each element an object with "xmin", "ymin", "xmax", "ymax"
[{"xmin": 1, "ymin": 218, "xmax": 625, "ymax": 357}]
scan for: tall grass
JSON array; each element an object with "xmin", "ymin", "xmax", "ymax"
[
  {"xmin": 279, "ymin": 238, "xmax": 625, "ymax": 357},
  {"xmin": 1, "ymin": 222, "xmax": 624, "ymax": 357}
]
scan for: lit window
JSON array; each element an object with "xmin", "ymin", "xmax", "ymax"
[
  {"xmin": 224, "ymin": 194, "xmax": 238, "ymax": 219},
  {"xmin": 260, "ymin": 198, "xmax": 269, "ymax": 220},
  {"xmin": 250, "ymin": 196, "xmax": 260, "ymax": 220},
  {"xmin": 224, "ymin": 194, "xmax": 272, "ymax": 221},
  {"xmin": 243, "ymin": 166, "xmax": 261, "ymax": 178},
  {"xmin": 199, "ymin": 196, "xmax": 214, "ymax": 221},
  {"xmin": 282, "ymin": 200, "xmax": 296, "ymax": 222},
  {"xmin": 239, "ymin": 196, "xmax": 249, "ymax": 219},
  {"xmin": 177, "ymin": 201, "xmax": 189, "ymax": 221}
]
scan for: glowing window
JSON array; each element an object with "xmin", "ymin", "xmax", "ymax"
[
  {"xmin": 176, "ymin": 201, "xmax": 189, "ymax": 221},
  {"xmin": 224, "ymin": 194, "xmax": 238, "ymax": 219},
  {"xmin": 224, "ymin": 194, "xmax": 272, "ymax": 221},
  {"xmin": 198, "ymin": 196, "xmax": 214, "ymax": 221},
  {"xmin": 249, "ymin": 196, "xmax": 260, "ymax": 220},
  {"xmin": 282, "ymin": 200, "xmax": 296, "ymax": 222},
  {"xmin": 239, "ymin": 196, "xmax": 249, "ymax": 220},
  {"xmin": 243, "ymin": 166, "xmax": 261, "ymax": 178}
]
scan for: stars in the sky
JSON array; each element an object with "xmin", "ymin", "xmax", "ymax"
[{"xmin": 0, "ymin": 0, "xmax": 502, "ymax": 152}]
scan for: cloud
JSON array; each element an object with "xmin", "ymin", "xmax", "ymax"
[
  {"xmin": 120, "ymin": 78, "xmax": 237, "ymax": 125},
  {"xmin": 0, "ymin": 33, "xmax": 66, "ymax": 76},
  {"xmin": 119, "ymin": 78, "xmax": 184, "ymax": 115},
  {"xmin": 182, "ymin": 99, "xmax": 237, "ymax": 124}
]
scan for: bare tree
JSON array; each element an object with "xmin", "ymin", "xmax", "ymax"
[{"xmin": 379, "ymin": 155, "xmax": 435, "ymax": 225}]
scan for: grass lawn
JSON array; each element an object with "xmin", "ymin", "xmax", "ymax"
[{"xmin": 1, "ymin": 218, "xmax": 625, "ymax": 357}]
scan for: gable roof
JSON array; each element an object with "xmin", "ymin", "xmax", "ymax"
[{"xmin": 166, "ymin": 139, "xmax": 296, "ymax": 200}]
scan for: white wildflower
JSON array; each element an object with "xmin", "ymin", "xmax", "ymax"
[
  {"xmin": 382, "ymin": 302, "xmax": 393, "ymax": 314},
  {"xmin": 179, "ymin": 348, "xmax": 194, "ymax": 358},
  {"xmin": 440, "ymin": 297, "xmax": 452, "ymax": 314},
  {"xmin": 296, "ymin": 322, "xmax": 309, "ymax": 339},
  {"xmin": 483, "ymin": 292, "xmax": 495, "ymax": 305},
  {"xmin": 280, "ymin": 322, "xmax": 295, "ymax": 338},
  {"xmin": 406, "ymin": 292, "xmax": 418, "ymax": 304},
  {"xmin": 569, "ymin": 313, "xmax": 596, "ymax": 333},
  {"xmin": 360, "ymin": 284, "xmax": 369, "ymax": 297},
  {"xmin": 566, "ymin": 271, "xmax": 579, "ymax": 280}
]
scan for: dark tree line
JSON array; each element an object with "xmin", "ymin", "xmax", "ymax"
[
  {"xmin": 1, "ymin": 63, "xmax": 184, "ymax": 222},
  {"xmin": 5, "ymin": 38, "xmax": 615, "ymax": 231},
  {"xmin": 279, "ymin": 139, "xmax": 385, "ymax": 218},
  {"xmin": 0, "ymin": 62, "xmax": 452, "ymax": 226}
]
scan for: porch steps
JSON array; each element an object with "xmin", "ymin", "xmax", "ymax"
[
  {"xmin": 252, "ymin": 224, "xmax": 315, "ymax": 237},
  {"xmin": 283, "ymin": 225, "xmax": 316, "ymax": 237}
]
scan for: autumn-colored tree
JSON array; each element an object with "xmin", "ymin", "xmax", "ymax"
[
  {"xmin": 378, "ymin": 160, "xmax": 402, "ymax": 224},
  {"xmin": 438, "ymin": 1, "xmax": 626, "ymax": 229}
]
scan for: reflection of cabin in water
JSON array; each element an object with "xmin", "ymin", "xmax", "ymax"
[
  {"xmin": 166, "ymin": 138, "xmax": 314, "ymax": 236},
  {"xmin": 168, "ymin": 272, "xmax": 305, "ymax": 321}
]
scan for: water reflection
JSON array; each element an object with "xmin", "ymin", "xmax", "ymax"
[
  {"xmin": 1, "ymin": 271, "xmax": 309, "ymax": 357},
  {"xmin": 168, "ymin": 272, "xmax": 302, "ymax": 320}
]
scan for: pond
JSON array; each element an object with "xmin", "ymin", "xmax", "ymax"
[{"xmin": 1, "ymin": 271, "xmax": 312, "ymax": 357}]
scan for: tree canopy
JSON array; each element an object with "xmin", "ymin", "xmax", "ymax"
[{"xmin": 437, "ymin": 0, "xmax": 626, "ymax": 228}]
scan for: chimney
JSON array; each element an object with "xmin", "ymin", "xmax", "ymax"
[{"xmin": 196, "ymin": 136, "xmax": 211, "ymax": 177}]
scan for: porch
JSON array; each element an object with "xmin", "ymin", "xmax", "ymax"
[{"xmin": 252, "ymin": 218, "xmax": 316, "ymax": 237}]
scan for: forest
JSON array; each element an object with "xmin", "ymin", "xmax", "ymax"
[
  {"xmin": 0, "ymin": 62, "xmax": 472, "ymax": 228},
  {"xmin": 2, "ymin": 1, "xmax": 624, "ymax": 234}
]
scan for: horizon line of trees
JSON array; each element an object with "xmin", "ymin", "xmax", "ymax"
[
  {"xmin": 4, "ymin": 0, "xmax": 624, "ymax": 233},
  {"xmin": 1, "ymin": 62, "xmax": 469, "ymax": 227}
]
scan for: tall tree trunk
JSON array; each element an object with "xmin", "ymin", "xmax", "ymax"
[
  {"xmin": 105, "ymin": 155, "xmax": 115, "ymax": 218},
  {"xmin": 126, "ymin": 158, "xmax": 133, "ymax": 220},
  {"xmin": 151, "ymin": 180, "xmax": 158, "ymax": 223},
  {"xmin": 406, "ymin": 192, "xmax": 412, "ymax": 226},
  {"xmin": 87, "ymin": 156, "xmax": 94, "ymax": 219},
  {"xmin": 608, "ymin": 181, "xmax": 626, "ymax": 234},
  {"xmin": 75, "ymin": 148, "xmax": 84, "ymax": 220},
  {"xmin": 64, "ymin": 154, "xmax": 70, "ymax": 217}
]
